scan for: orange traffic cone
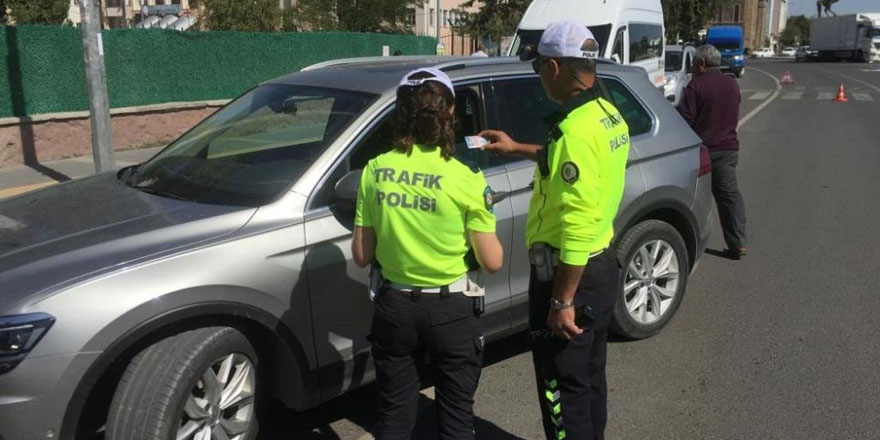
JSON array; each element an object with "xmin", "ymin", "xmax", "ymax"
[
  {"xmin": 780, "ymin": 71, "xmax": 794, "ymax": 85},
  {"xmin": 834, "ymin": 83, "xmax": 848, "ymax": 102}
]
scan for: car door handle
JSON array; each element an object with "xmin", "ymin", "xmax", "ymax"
[{"xmin": 490, "ymin": 190, "xmax": 509, "ymax": 206}]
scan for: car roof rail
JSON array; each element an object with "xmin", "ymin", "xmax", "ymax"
[
  {"xmin": 300, "ymin": 56, "xmax": 438, "ymax": 71},
  {"xmin": 301, "ymin": 55, "xmax": 618, "ymax": 73}
]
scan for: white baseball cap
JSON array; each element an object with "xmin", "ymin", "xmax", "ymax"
[
  {"xmin": 521, "ymin": 21, "xmax": 599, "ymax": 60},
  {"xmin": 398, "ymin": 68, "xmax": 455, "ymax": 98}
]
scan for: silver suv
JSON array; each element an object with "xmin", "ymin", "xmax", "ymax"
[{"xmin": 0, "ymin": 57, "xmax": 712, "ymax": 439}]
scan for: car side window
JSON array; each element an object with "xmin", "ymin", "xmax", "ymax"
[
  {"xmin": 628, "ymin": 24, "xmax": 664, "ymax": 62},
  {"xmin": 600, "ymin": 77, "xmax": 653, "ymax": 137},
  {"xmin": 309, "ymin": 111, "xmax": 394, "ymax": 210},
  {"xmin": 452, "ymin": 85, "xmax": 490, "ymax": 171},
  {"xmin": 309, "ymin": 85, "xmax": 490, "ymax": 210},
  {"xmin": 491, "ymin": 77, "xmax": 559, "ymax": 167},
  {"xmin": 684, "ymin": 51, "xmax": 693, "ymax": 72}
]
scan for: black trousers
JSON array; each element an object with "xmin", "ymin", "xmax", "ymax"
[
  {"xmin": 370, "ymin": 289, "xmax": 484, "ymax": 440},
  {"xmin": 529, "ymin": 252, "xmax": 620, "ymax": 440},
  {"xmin": 710, "ymin": 150, "xmax": 747, "ymax": 250}
]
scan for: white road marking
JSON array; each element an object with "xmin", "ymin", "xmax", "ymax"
[
  {"xmin": 749, "ymin": 91, "xmax": 772, "ymax": 100},
  {"xmin": 852, "ymin": 93, "xmax": 874, "ymax": 101},
  {"xmin": 824, "ymin": 70, "xmax": 880, "ymax": 93},
  {"xmin": 738, "ymin": 67, "xmax": 781, "ymax": 129},
  {"xmin": 817, "ymin": 92, "xmax": 835, "ymax": 100},
  {"xmin": 782, "ymin": 92, "xmax": 803, "ymax": 100}
]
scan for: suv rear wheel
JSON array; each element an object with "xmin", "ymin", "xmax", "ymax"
[
  {"xmin": 106, "ymin": 327, "xmax": 259, "ymax": 440},
  {"xmin": 611, "ymin": 220, "xmax": 689, "ymax": 339}
]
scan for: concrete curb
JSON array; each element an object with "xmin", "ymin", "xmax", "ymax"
[{"xmin": 0, "ymin": 99, "xmax": 231, "ymax": 127}]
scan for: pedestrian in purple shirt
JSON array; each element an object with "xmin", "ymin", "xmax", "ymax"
[{"xmin": 678, "ymin": 45, "xmax": 748, "ymax": 259}]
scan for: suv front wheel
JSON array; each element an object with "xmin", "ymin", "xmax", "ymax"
[
  {"xmin": 611, "ymin": 220, "xmax": 689, "ymax": 339},
  {"xmin": 106, "ymin": 326, "xmax": 259, "ymax": 440}
]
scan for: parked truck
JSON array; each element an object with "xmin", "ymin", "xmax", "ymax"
[
  {"xmin": 810, "ymin": 13, "xmax": 880, "ymax": 62},
  {"xmin": 706, "ymin": 26, "xmax": 745, "ymax": 77}
]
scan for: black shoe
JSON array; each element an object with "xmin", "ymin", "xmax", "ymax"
[{"xmin": 722, "ymin": 247, "xmax": 747, "ymax": 260}]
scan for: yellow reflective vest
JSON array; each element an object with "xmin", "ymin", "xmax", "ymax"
[{"xmin": 525, "ymin": 89, "xmax": 631, "ymax": 266}]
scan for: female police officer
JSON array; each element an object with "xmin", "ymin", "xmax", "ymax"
[{"xmin": 351, "ymin": 67, "xmax": 503, "ymax": 440}]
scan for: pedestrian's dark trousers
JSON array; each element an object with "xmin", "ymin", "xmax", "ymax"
[
  {"xmin": 529, "ymin": 252, "xmax": 620, "ymax": 440},
  {"xmin": 370, "ymin": 289, "xmax": 484, "ymax": 440},
  {"xmin": 710, "ymin": 150, "xmax": 747, "ymax": 250}
]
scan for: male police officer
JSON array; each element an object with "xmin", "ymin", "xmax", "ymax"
[{"xmin": 479, "ymin": 21, "xmax": 630, "ymax": 440}]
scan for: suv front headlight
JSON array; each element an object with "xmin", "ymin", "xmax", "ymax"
[
  {"xmin": 0, "ymin": 313, "xmax": 55, "ymax": 374},
  {"xmin": 734, "ymin": 55, "xmax": 744, "ymax": 61}
]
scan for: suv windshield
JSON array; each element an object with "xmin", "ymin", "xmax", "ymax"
[
  {"xmin": 665, "ymin": 51, "xmax": 683, "ymax": 71},
  {"xmin": 513, "ymin": 25, "xmax": 611, "ymax": 57},
  {"xmin": 128, "ymin": 84, "xmax": 376, "ymax": 206},
  {"xmin": 711, "ymin": 41, "xmax": 741, "ymax": 52}
]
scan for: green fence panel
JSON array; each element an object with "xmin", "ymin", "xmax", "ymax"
[{"xmin": 0, "ymin": 25, "xmax": 435, "ymax": 118}]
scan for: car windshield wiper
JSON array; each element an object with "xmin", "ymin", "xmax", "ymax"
[{"xmin": 131, "ymin": 185, "xmax": 193, "ymax": 202}]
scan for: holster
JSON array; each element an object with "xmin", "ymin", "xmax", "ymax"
[
  {"xmin": 463, "ymin": 270, "xmax": 485, "ymax": 316},
  {"xmin": 529, "ymin": 242, "xmax": 559, "ymax": 282}
]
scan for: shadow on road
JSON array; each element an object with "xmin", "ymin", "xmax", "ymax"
[
  {"xmin": 704, "ymin": 248, "xmax": 742, "ymax": 261},
  {"xmin": 258, "ymin": 332, "xmax": 533, "ymax": 439}
]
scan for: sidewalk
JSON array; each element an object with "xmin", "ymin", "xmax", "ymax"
[{"xmin": 0, "ymin": 147, "xmax": 164, "ymax": 200}]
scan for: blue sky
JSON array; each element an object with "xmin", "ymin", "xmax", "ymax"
[{"xmin": 787, "ymin": 0, "xmax": 879, "ymax": 17}]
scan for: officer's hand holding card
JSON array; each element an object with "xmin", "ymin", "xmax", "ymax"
[{"xmin": 465, "ymin": 136, "xmax": 489, "ymax": 150}]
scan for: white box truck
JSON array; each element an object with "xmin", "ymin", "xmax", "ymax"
[{"xmin": 810, "ymin": 13, "xmax": 880, "ymax": 62}]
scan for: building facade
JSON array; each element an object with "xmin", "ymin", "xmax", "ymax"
[
  {"xmin": 709, "ymin": 0, "xmax": 768, "ymax": 50},
  {"xmin": 767, "ymin": 0, "xmax": 788, "ymax": 49},
  {"xmin": 410, "ymin": 0, "xmax": 480, "ymax": 55},
  {"xmin": 67, "ymin": 0, "xmax": 480, "ymax": 55},
  {"xmin": 68, "ymin": 0, "xmax": 206, "ymax": 28}
]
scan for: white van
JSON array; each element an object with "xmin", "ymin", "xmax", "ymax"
[{"xmin": 508, "ymin": 0, "xmax": 666, "ymax": 89}]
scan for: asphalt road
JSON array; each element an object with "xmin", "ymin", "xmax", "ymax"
[{"xmin": 260, "ymin": 59, "xmax": 880, "ymax": 439}]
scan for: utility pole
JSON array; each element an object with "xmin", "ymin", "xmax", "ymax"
[
  {"xmin": 79, "ymin": 0, "xmax": 115, "ymax": 173},
  {"xmin": 436, "ymin": 0, "xmax": 442, "ymax": 52}
]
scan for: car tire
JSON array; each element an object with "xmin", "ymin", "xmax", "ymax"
[
  {"xmin": 735, "ymin": 68, "xmax": 744, "ymax": 78},
  {"xmin": 106, "ymin": 327, "xmax": 259, "ymax": 440},
  {"xmin": 611, "ymin": 220, "xmax": 689, "ymax": 340}
]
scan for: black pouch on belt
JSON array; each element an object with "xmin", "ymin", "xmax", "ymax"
[{"xmin": 528, "ymin": 243, "xmax": 556, "ymax": 282}]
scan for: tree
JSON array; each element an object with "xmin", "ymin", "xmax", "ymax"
[
  {"xmin": 780, "ymin": 14, "xmax": 810, "ymax": 46},
  {"xmin": 202, "ymin": 0, "xmax": 281, "ymax": 32},
  {"xmin": 453, "ymin": 0, "xmax": 530, "ymax": 55},
  {"xmin": 6, "ymin": 0, "xmax": 68, "ymax": 25},
  {"xmin": 281, "ymin": 7, "xmax": 298, "ymax": 32},
  {"xmin": 293, "ymin": 0, "xmax": 417, "ymax": 33},
  {"xmin": 662, "ymin": 0, "xmax": 738, "ymax": 43}
]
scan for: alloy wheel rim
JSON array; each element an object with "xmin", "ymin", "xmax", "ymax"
[
  {"xmin": 623, "ymin": 239, "xmax": 680, "ymax": 325},
  {"xmin": 177, "ymin": 353, "xmax": 255, "ymax": 440}
]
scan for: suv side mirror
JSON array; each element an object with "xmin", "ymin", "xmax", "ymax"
[
  {"xmin": 334, "ymin": 169, "xmax": 362, "ymax": 202},
  {"xmin": 117, "ymin": 164, "xmax": 139, "ymax": 184},
  {"xmin": 332, "ymin": 169, "xmax": 362, "ymax": 224}
]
